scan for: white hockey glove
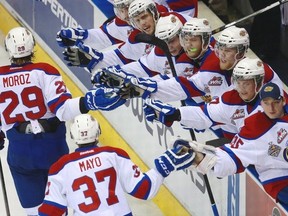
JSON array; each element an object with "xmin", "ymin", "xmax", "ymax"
[
  {"xmin": 56, "ymin": 28, "xmax": 88, "ymax": 47},
  {"xmin": 171, "ymin": 137, "xmax": 218, "ymax": 174},
  {"xmin": 155, "ymin": 145, "xmax": 195, "ymax": 177},
  {"xmin": 63, "ymin": 47, "xmax": 91, "ymax": 67},
  {"xmin": 84, "ymin": 87, "xmax": 126, "ymax": 111}
]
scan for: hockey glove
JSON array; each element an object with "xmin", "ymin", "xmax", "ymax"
[
  {"xmin": 0, "ymin": 130, "xmax": 5, "ymax": 150},
  {"xmin": 63, "ymin": 47, "xmax": 91, "ymax": 67},
  {"xmin": 84, "ymin": 87, "xmax": 126, "ymax": 111},
  {"xmin": 155, "ymin": 145, "xmax": 195, "ymax": 177},
  {"xmin": 101, "ymin": 67, "xmax": 158, "ymax": 99},
  {"xmin": 171, "ymin": 137, "xmax": 218, "ymax": 174},
  {"xmin": 56, "ymin": 28, "xmax": 88, "ymax": 47},
  {"xmin": 76, "ymin": 41, "xmax": 103, "ymax": 71},
  {"xmin": 144, "ymin": 99, "xmax": 180, "ymax": 126},
  {"xmin": 120, "ymin": 77, "xmax": 157, "ymax": 99},
  {"xmin": 91, "ymin": 65, "xmax": 126, "ymax": 88}
]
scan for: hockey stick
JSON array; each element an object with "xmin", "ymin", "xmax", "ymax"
[
  {"xmin": 135, "ymin": 33, "xmax": 219, "ymax": 216},
  {"xmin": 0, "ymin": 157, "xmax": 10, "ymax": 216},
  {"xmin": 212, "ymin": 0, "xmax": 288, "ymax": 34}
]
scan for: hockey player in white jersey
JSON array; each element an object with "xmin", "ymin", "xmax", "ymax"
[
  {"xmin": 56, "ymin": 0, "xmax": 197, "ymax": 52},
  {"xmin": 174, "ymin": 82, "xmax": 288, "ymax": 208},
  {"xmin": 0, "ymin": 27, "xmax": 126, "ymax": 215},
  {"xmin": 91, "ymin": 14, "xmax": 193, "ymax": 85},
  {"xmin": 38, "ymin": 114, "xmax": 195, "ymax": 216},
  {"xmin": 143, "ymin": 57, "xmax": 286, "ymax": 138}
]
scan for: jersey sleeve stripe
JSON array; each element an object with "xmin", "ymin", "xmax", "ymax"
[{"xmin": 129, "ymin": 174, "xmax": 152, "ymax": 200}]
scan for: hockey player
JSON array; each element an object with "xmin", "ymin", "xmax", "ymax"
[
  {"xmin": 56, "ymin": 0, "xmax": 197, "ymax": 50},
  {"xmin": 92, "ymin": 14, "xmax": 193, "ymax": 85},
  {"xmin": 143, "ymin": 57, "xmax": 286, "ymax": 139},
  {"xmin": 61, "ymin": 0, "xmax": 191, "ymax": 73},
  {"xmin": 175, "ymin": 82, "xmax": 288, "ymax": 208},
  {"xmin": 0, "ymin": 27, "xmax": 126, "ymax": 215},
  {"xmin": 95, "ymin": 17, "xmax": 214, "ymax": 105},
  {"xmin": 38, "ymin": 113, "xmax": 195, "ymax": 216}
]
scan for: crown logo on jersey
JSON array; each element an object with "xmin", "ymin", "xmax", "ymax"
[
  {"xmin": 277, "ymin": 128, "xmax": 287, "ymax": 144},
  {"xmin": 183, "ymin": 67, "xmax": 194, "ymax": 77},
  {"xmin": 208, "ymin": 76, "xmax": 223, "ymax": 86},
  {"xmin": 231, "ymin": 109, "xmax": 245, "ymax": 120},
  {"xmin": 257, "ymin": 60, "xmax": 263, "ymax": 67},
  {"xmin": 268, "ymin": 142, "xmax": 281, "ymax": 157}
]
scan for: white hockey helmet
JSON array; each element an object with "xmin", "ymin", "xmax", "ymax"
[
  {"xmin": 180, "ymin": 18, "xmax": 212, "ymax": 48},
  {"xmin": 215, "ymin": 26, "xmax": 249, "ymax": 55},
  {"xmin": 232, "ymin": 57, "xmax": 265, "ymax": 100},
  {"xmin": 5, "ymin": 27, "xmax": 35, "ymax": 58},
  {"xmin": 70, "ymin": 114, "xmax": 101, "ymax": 145},
  {"xmin": 128, "ymin": 0, "xmax": 159, "ymax": 29},
  {"xmin": 155, "ymin": 14, "xmax": 183, "ymax": 42},
  {"xmin": 113, "ymin": 0, "xmax": 134, "ymax": 21}
]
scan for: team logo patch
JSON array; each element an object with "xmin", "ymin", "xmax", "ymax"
[
  {"xmin": 277, "ymin": 128, "xmax": 287, "ymax": 144},
  {"xmin": 283, "ymin": 147, "xmax": 288, "ymax": 162},
  {"xmin": 183, "ymin": 67, "xmax": 194, "ymax": 77},
  {"xmin": 268, "ymin": 142, "xmax": 281, "ymax": 157},
  {"xmin": 208, "ymin": 76, "xmax": 223, "ymax": 86},
  {"xmin": 231, "ymin": 109, "xmax": 245, "ymax": 120}
]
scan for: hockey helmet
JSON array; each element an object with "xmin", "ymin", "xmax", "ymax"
[
  {"xmin": 155, "ymin": 14, "xmax": 183, "ymax": 42},
  {"xmin": 113, "ymin": 0, "xmax": 134, "ymax": 22},
  {"xmin": 128, "ymin": 0, "xmax": 159, "ymax": 29},
  {"xmin": 70, "ymin": 114, "xmax": 101, "ymax": 145},
  {"xmin": 5, "ymin": 27, "xmax": 35, "ymax": 58},
  {"xmin": 232, "ymin": 57, "xmax": 265, "ymax": 100}
]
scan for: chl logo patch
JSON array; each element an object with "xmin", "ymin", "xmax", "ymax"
[
  {"xmin": 268, "ymin": 142, "xmax": 281, "ymax": 157},
  {"xmin": 208, "ymin": 76, "xmax": 223, "ymax": 86},
  {"xmin": 231, "ymin": 109, "xmax": 245, "ymax": 120}
]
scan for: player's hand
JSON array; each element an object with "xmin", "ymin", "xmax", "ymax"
[
  {"xmin": 120, "ymin": 77, "xmax": 157, "ymax": 99},
  {"xmin": 143, "ymin": 99, "xmax": 178, "ymax": 126},
  {"xmin": 0, "ymin": 131, "xmax": 5, "ymax": 151},
  {"xmin": 76, "ymin": 41, "xmax": 103, "ymax": 71},
  {"xmin": 63, "ymin": 47, "xmax": 91, "ymax": 67},
  {"xmin": 84, "ymin": 87, "xmax": 126, "ymax": 111},
  {"xmin": 91, "ymin": 65, "xmax": 126, "ymax": 88},
  {"xmin": 155, "ymin": 145, "xmax": 195, "ymax": 177},
  {"xmin": 56, "ymin": 28, "xmax": 88, "ymax": 47}
]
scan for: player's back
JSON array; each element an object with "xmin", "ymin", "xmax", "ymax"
[
  {"xmin": 47, "ymin": 146, "xmax": 134, "ymax": 216},
  {"xmin": 0, "ymin": 62, "xmax": 70, "ymax": 131}
]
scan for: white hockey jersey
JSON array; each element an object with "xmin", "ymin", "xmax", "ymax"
[
  {"xmin": 91, "ymin": 11, "xmax": 189, "ymax": 71},
  {"xmin": 39, "ymin": 146, "xmax": 164, "ymax": 216},
  {"xmin": 179, "ymin": 63, "xmax": 285, "ymax": 139},
  {"xmin": 0, "ymin": 63, "xmax": 82, "ymax": 131},
  {"xmin": 213, "ymin": 108, "xmax": 288, "ymax": 200},
  {"xmin": 121, "ymin": 45, "xmax": 194, "ymax": 79}
]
